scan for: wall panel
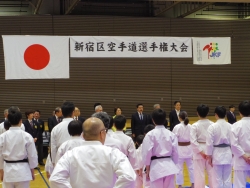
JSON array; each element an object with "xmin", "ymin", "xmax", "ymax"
[{"xmin": 0, "ymin": 16, "xmax": 249, "ymax": 120}]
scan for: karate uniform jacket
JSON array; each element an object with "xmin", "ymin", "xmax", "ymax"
[
  {"xmin": 0, "ymin": 127, "xmax": 38, "ymax": 182},
  {"xmin": 50, "ymin": 141, "xmax": 136, "ymax": 188},
  {"xmin": 55, "ymin": 136, "xmax": 85, "ymax": 164},
  {"xmin": 172, "ymin": 122, "xmax": 193, "ymax": 159},
  {"xmin": 206, "ymin": 119, "xmax": 232, "ymax": 165},
  {"xmin": 190, "ymin": 119, "xmax": 214, "ymax": 159},
  {"xmin": 231, "ymin": 117, "xmax": 250, "ymax": 170},
  {"xmin": 51, "ymin": 118, "xmax": 74, "ymax": 163},
  {"xmin": 0, "ymin": 121, "xmax": 25, "ymax": 134},
  {"xmin": 142, "ymin": 125, "xmax": 179, "ymax": 182},
  {"xmin": 113, "ymin": 131, "xmax": 138, "ymax": 170},
  {"xmin": 105, "ymin": 132, "xmax": 126, "ymax": 155}
]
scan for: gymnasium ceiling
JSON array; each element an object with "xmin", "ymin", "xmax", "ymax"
[{"xmin": 0, "ymin": 0, "xmax": 250, "ymax": 19}]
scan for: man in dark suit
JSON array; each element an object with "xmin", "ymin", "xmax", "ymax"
[
  {"xmin": 74, "ymin": 107, "xmax": 85, "ymax": 124},
  {"xmin": 169, "ymin": 101, "xmax": 182, "ymax": 131},
  {"xmin": 48, "ymin": 107, "xmax": 62, "ymax": 132},
  {"xmin": 23, "ymin": 109, "xmax": 41, "ymax": 165},
  {"xmin": 34, "ymin": 109, "xmax": 45, "ymax": 165},
  {"xmin": 131, "ymin": 104, "xmax": 151, "ymax": 141},
  {"xmin": 227, "ymin": 105, "xmax": 237, "ymax": 124}
]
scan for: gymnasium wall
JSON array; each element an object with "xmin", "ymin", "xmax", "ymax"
[{"xmin": 0, "ymin": 16, "xmax": 249, "ymax": 120}]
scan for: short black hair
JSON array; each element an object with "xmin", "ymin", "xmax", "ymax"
[
  {"xmin": 214, "ymin": 106, "xmax": 226, "ymax": 118},
  {"xmin": 94, "ymin": 103, "xmax": 101, "ymax": 110},
  {"xmin": 61, "ymin": 101, "xmax": 75, "ymax": 117},
  {"xmin": 92, "ymin": 112, "xmax": 110, "ymax": 128},
  {"xmin": 68, "ymin": 120, "xmax": 82, "ymax": 136},
  {"xmin": 114, "ymin": 115, "xmax": 126, "ymax": 130},
  {"xmin": 152, "ymin": 108, "xmax": 166, "ymax": 125},
  {"xmin": 174, "ymin": 101, "xmax": 181, "ymax": 105},
  {"xmin": 144, "ymin": 124, "xmax": 155, "ymax": 134},
  {"xmin": 25, "ymin": 109, "xmax": 34, "ymax": 119},
  {"xmin": 109, "ymin": 116, "xmax": 114, "ymax": 129},
  {"xmin": 136, "ymin": 104, "xmax": 143, "ymax": 108},
  {"xmin": 8, "ymin": 108, "xmax": 22, "ymax": 125},
  {"xmin": 34, "ymin": 109, "xmax": 41, "ymax": 114},
  {"xmin": 136, "ymin": 135, "xmax": 144, "ymax": 146},
  {"xmin": 4, "ymin": 120, "xmax": 11, "ymax": 130},
  {"xmin": 197, "ymin": 104, "xmax": 209, "ymax": 118},
  {"xmin": 229, "ymin": 105, "xmax": 235, "ymax": 109},
  {"xmin": 238, "ymin": 100, "xmax": 250, "ymax": 117}
]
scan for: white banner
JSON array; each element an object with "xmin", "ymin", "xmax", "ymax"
[
  {"xmin": 192, "ymin": 37, "xmax": 231, "ymax": 65},
  {"xmin": 2, "ymin": 35, "xmax": 69, "ymax": 80},
  {"xmin": 70, "ymin": 36, "xmax": 192, "ymax": 58}
]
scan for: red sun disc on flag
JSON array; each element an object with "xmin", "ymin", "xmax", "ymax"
[{"xmin": 24, "ymin": 44, "xmax": 50, "ymax": 70}]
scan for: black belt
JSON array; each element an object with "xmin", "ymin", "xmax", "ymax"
[
  {"xmin": 4, "ymin": 159, "xmax": 28, "ymax": 163},
  {"xmin": 213, "ymin": 143, "xmax": 230, "ymax": 148},
  {"xmin": 151, "ymin": 156, "xmax": 171, "ymax": 160}
]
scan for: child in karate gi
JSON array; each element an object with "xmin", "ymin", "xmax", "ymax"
[
  {"xmin": 206, "ymin": 106, "xmax": 232, "ymax": 188},
  {"xmin": 0, "ymin": 107, "xmax": 38, "ymax": 188},
  {"xmin": 135, "ymin": 135, "xmax": 144, "ymax": 188},
  {"xmin": 142, "ymin": 108, "xmax": 178, "ymax": 188},
  {"xmin": 190, "ymin": 104, "xmax": 214, "ymax": 188},
  {"xmin": 231, "ymin": 100, "xmax": 250, "ymax": 188},
  {"xmin": 55, "ymin": 120, "xmax": 84, "ymax": 164},
  {"xmin": 173, "ymin": 111, "xmax": 194, "ymax": 188}
]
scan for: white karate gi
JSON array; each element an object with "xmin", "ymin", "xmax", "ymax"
[
  {"xmin": 0, "ymin": 122, "xmax": 25, "ymax": 134},
  {"xmin": 135, "ymin": 144, "xmax": 143, "ymax": 188},
  {"xmin": 105, "ymin": 131, "xmax": 126, "ymax": 155},
  {"xmin": 190, "ymin": 119, "xmax": 214, "ymax": 188},
  {"xmin": 142, "ymin": 125, "xmax": 178, "ymax": 188},
  {"xmin": 51, "ymin": 118, "xmax": 73, "ymax": 164},
  {"xmin": 107, "ymin": 129, "xmax": 115, "ymax": 137},
  {"xmin": 231, "ymin": 117, "xmax": 250, "ymax": 188},
  {"xmin": 49, "ymin": 141, "xmax": 136, "ymax": 188},
  {"xmin": 113, "ymin": 131, "xmax": 138, "ymax": 169},
  {"xmin": 0, "ymin": 127, "xmax": 38, "ymax": 188},
  {"xmin": 206, "ymin": 119, "xmax": 232, "ymax": 188},
  {"xmin": 45, "ymin": 153, "xmax": 54, "ymax": 178},
  {"xmin": 173, "ymin": 122, "xmax": 194, "ymax": 186},
  {"xmin": 55, "ymin": 136, "xmax": 85, "ymax": 164}
]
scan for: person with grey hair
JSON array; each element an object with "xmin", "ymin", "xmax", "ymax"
[
  {"xmin": 50, "ymin": 117, "xmax": 136, "ymax": 188},
  {"xmin": 95, "ymin": 105, "xmax": 103, "ymax": 113},
  {"xmin": 92, "ymin": 112, "xmax": 126, "ymax": 155},
  {"xmin": 153, "ymin": 104, "xmax": 160, "ymax": 109},
  {"xmin": 48, "ymin": 107, "xmax": 63, "ymax": 132}
]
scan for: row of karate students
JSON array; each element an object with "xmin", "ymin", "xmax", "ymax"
[
  {"xmin": 48, "ymin": 101, "xmax": 250, "ymax": 188},
  {"xmin": 1, "ymin": 101, "xmax": 250, "ymax": 188}
]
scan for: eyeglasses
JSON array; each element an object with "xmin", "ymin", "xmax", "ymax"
[{"xmin": 100, "ymin": 128, "xmax": 108, "ymax": 134}]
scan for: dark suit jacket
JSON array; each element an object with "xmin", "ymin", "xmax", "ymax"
[
  {"xmin": 34, "ymin": 118, "xmax": 44, "ymax": 141},
  {"xmin": 131, "ymin": 112, "xmax": 151, "ymax": 137},
  {"xmin": 76, "ymin": 116, "xmax": 85, "ymax": 124},
  {"xmin": 227, "ymin": 111, "xmax": 237, "ymax": 124},
  {"xmin": 169, "ymin": 110, "xmax": 181, "ymax": 131},
  {"xmin": 24, "ymin": 119, "xmax": 41, "ymax": 144},
  {"xmin": 48, "ymin": 116, "xmax": 61, "ymax": 132}
]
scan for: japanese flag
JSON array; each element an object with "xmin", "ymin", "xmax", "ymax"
[{"xmin": 2, "ymin": 35, "xmax": 69, "ymax": 80}]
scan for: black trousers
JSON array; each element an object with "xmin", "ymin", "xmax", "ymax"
[{"xmin": 36, "ymin": 143, "xmax": 44, "ymax": 163}]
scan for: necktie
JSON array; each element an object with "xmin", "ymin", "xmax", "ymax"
[
  {"xmin": 30, "ymin": 120, "xmax": 33, "ymax": 129},
  {"xmin": 140, "ymin": 113, "xmax": 143, "ymax": 120}
]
